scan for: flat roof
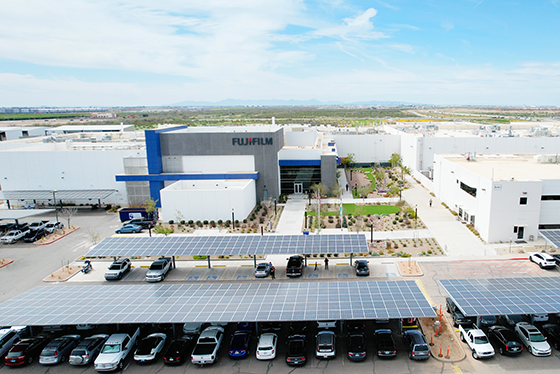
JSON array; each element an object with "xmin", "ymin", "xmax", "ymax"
[
  {"xmin": 0, "ymin": 281, "xmax": 436, "ymax": 325},
  {"xmin": 442, "ymin": 154, "xmax": 560, "ymax": 181},
  {"xmin": 440, "ymin": 277, "xmax": 560, "ymax": 317},
  {"xmin": 87, "ymin": 234, "xmax": 369, "ymax": 257},
  {"xmin": 168, "ymin": 125, "xmax": 281, "ymax": 134}
]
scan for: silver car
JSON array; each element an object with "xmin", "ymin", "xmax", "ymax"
[
  {"xmin": 145, "ymin": 257, "xmax": 172, "ymax": 282},
  {"xmin": 254, "ymin": 263, "xmax": 271, "ymax": 278},
  {"xmin": 39, "ymin": 335, "xmax": 81, "ymax": 365},
  {"xmin": 69, "ymin": 334, "xmax": 109, "ymax": 366}
]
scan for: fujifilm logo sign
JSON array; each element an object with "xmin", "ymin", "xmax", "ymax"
[{"xmin": 232, "ymin": 137, "xmax": 273, "ymax": 146}]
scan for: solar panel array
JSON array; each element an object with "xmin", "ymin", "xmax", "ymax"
[
  {"xmin": 0, "ymin": 281, "xmax": 436, "ymax": 326},
  {"xmin": 87, "ymin": 234, "xmax": 369, "ymax": 257},
  {"xmin": 440, "ymin": 277, "xmax": 560, "ymax": 317},
  {"xmin": 1, "ymin": 189, "xmax": 116, "ymax": 200},
  {"xmin": 539, "ymin": 230, "xmax": 560, "ymax": 248}
]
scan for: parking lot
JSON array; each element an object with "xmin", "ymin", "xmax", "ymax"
[{"xmin": 3, "ymin": 211, "xmax": 560, "ymax": 373}]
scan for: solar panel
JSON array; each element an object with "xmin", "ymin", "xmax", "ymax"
[
  {"xmin": 1, "ymin": 189, "xmax": 116, "ymax": 200},
  {"xmin": 0, "ymin": 280, "xmax": 435, "ymax": 326},
  {"xmin": 540, "ymin": 230, "xmax": 560, "ymax": 249},
  {"xmin": 86, "ymin": 234, "xmax": 369, "ymax": 257},
  {"xmin": 439, "ymin": 278, "xmax": 560, "ymax": 317}
]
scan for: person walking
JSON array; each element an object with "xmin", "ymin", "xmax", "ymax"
[
  {"xmin": 324, "ymin": 257, "xmax": 329, "ymax": 270},
  {"xmin": 270, "ymin": 263, "xmax": 275, "ymax": 279},
  {"xmin": 346, "ymin": 183, "xmax": 349, "ymax": 191},
  {"xmin": 314, "ymin": 261, "xmax": 318, "ymax": 270},
  {"xmin": 429, "ymin": 198, "xmax": 433, "ymax": 207}
]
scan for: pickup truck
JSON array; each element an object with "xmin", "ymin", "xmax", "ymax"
[
  {"xmin": 286, "ymin": 256, "xmax": 304, "ymax": 277},
  {"xmin": 459, "ymin": 324, "xmax": 495, "ymax": 359},
  {"xmin": 191, "ymin": 326, "xmax": 224, "ymax": 366},
  {"xmin": 94, "ymin": 327, "xmax": 140, "ymax": 371},
  {"xmin": 145, "ymin": 257, "xmax": 172, "ymax": 282},
  {"xmin": 0, "ymin": 230, "xmax": 26, "ymax": 244}
]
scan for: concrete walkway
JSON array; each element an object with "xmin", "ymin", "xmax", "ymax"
[
  {"xmin": 275, "ymin": 195, "xmax": 307, "ymax": 234},
  {"xmin": 401, "ymin": 177, "xmax": 493, "ymax": 257}
]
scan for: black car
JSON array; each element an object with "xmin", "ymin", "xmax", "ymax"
[
  {"xmin": 39, "ymin": 335, "xmax": 82, "ymax": 365},
  {"xmin": 285, "ymin": 335, "xmax": 306, "ymax": 366},
  {"xmin": 123, "ymin": 218, "xmax": 155, "ymax": 229},
  {"xmin": 551, "ymin": 254, "xmax": 560, "ymax": 265},
  {"xmin": 347, "ymin": 321, "xmax": 366, "ymax": 332},
  {"xmin": 488, "ymin": 326, "xmax": 523, "ymax": 356},
  {"xmin": 347, "ymin": 333, "xmax": 367, "ymax": 362},
  {"xmin": 542, "ymin": 324, "xmax": 560, "ymax": 350},
  {"xmin": 23, "ymin": 228, "xmax": 45, "ymax": 243},
  {"xmin": 354, "ymin": 260, "xmax": 370, "ymax": 276},
  {"xmin": 375, "ymin": 329, "xmax": 397, "ymax": 358},
  {"xmin": 163, "ymin": 337, "xmax": 194, "ymax": 365},
  {"xmin": 260, "ymin": 322, "xmax": 282, "ymax": 332},
  {"xmin": 289, "ymin": 322, "xmax": 307, "ymax": 335}
]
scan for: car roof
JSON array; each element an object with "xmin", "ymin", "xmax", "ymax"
[
  {"xmin": 113, "ymin": 258, "xmax": 129, "ymax": 264},
  {"xmin": 258, "ymin": 333, "xmax": 276, "ymax": 344}
]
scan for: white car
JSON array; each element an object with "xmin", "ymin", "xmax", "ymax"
[
  {"xmin": 515, "ymin": 322, "xmax": 551, "ymax": 356},
  {"xmin": 0, "ymin": 230, "xmax": 25, "ymax": 244},
  {"xmin": 256, "ymin": 333, "xmax": 277, "ymax": 360},
  {"xmin": 134, "ymin": 333, "xmax": 167, "ymax": 363},
  {"xmin": 44, "ymin": 221, "xmax": 64, "ymax": 234},
  {"xmin": 529, "ymin": 253, "xmax": 556, "ymax": 269}
]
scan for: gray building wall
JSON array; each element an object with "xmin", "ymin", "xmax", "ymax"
[
  {"xmin": 159, "ymin": 129, "xmax": 284, "ymax": 202},
  {"xmin": 321, "ymin": 154, "xmax": 338, "ymax": 194}
]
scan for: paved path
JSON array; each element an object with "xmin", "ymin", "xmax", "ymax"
[
  {"xmin": 402, "ymin": 176, "xmax": 493, "ymax": 257},
  {"xmin": 275, "ymin": 195, "xmax": 307, "ymax": 234}
]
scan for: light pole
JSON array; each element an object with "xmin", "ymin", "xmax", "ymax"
[
  {"xmin": 232, "ymin": 208, "xmax": 235, "ymax": 229},
  {"xmin": 414, "ymin": 205, "xmax": 418, "ymax": 228},
  {"xmin": 51, "ymin": 189, "xmax": 59, "ymax": 222}
]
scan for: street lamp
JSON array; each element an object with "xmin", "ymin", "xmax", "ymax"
[
  {"xmin": 51, "ymin": 189, "xmax": 59, "ymax": 222},
  {"xmin": 232, "ymin": 208, "xmax": 235, "ymax": 229}
]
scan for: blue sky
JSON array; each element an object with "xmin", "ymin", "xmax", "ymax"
[{"xmin": 1, "ymin": 0, "xmax": 559, "ymax": 107}]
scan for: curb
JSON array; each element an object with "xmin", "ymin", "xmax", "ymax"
[
  {"xmin": 43, "ymin": 268, "xmax": 82, "ymax": 283},
  {"xmin": 36, "ymin": 227, "xmax": 80, "ymax": 245},
  {"xmin": 0, "ymin": 260, "xmax": 14, "ymax": 269},
  {"xmin": 397, "ymin": 260, "xmax": 424, "ymax": 277}
]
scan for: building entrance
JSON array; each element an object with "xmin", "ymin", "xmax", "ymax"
[{"xmin": 294, "ymin": 183, "xmax": 303, "ymax": 194}]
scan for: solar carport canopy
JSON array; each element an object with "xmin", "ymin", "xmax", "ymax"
[
  {"xmin": 440, "ymin": 277, "xmax": 560, "ymax": 317},
  {"xmin": 0, "ymin": 281, "xmax": 435, "ymax": 326},
  {"xmin": 86, "ymin": 234, "xmax": 368, "ymax": 257},
  {"xmin": 540, "ymin": 229, "xmax": 560, "ymax": 248},
  {"xmin": 1, "ymin": 189, "xmax": 116, "ymax": 200}
]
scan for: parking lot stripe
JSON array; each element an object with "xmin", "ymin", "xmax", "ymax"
[{"xmin": 451, "ymin": 365, "xmax": 463, "ymax": 374}]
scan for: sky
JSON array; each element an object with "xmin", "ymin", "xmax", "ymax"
[{"xmin": 1, "ymin": 0, "xmax": 559, "ymax": 107}]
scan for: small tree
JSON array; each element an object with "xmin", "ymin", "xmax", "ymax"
[
  {"xmin": 87, "ymin": 228, "xmax": 101, "ymax": 246},
  {"xmin": 153, "ymin": 224, "xmax": 174, "ymax": 236},
  {"xmin": 143, "ymin": 198, "xmax": 158, "ymax": 219},
  {"xmin": 60, "ymin": 207, "xmax": 77, "ymax": 229},
  {"xmin": 390, "ymin": 153, "xmax": 402, "ymax": 169},
  {"xmin": 353, "ymin": 205, "xmax": 366, "ymax": 233},
  {"xmin": 357, "ymin": 185, "xmax": 371, "ymax": 199}
]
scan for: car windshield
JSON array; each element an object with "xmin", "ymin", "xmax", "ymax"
[
  {"xmin": 256, "ymin": 265, "xmax": 266, "ymax": 271},
  {"xmin": 72, "ymin": 349, "xmax": 87, "ymax": 356},
  {"xmin": 109, "ymin": 264, "xmax": 122, "ymax": 270},
  {"xmin": 349, "ymin": 335, "xmax": 365, "ymax": 351},
  {"xmin": 168, "ymin": 340, "xmax": 185, "ymax": 351},
  {"xmin": 508, "ymin": 315, "xmax": 523, "ymax": 323},
  {"xmin": 231, "ymin": 336, "xmax": 247, "ymax": 349},
  {"xmin": 101, "ymin": 344, "xmax": 121, "ymax": 354},
  {"xmin": 415, "ymin": 344, "xmax": 429, "ymax": 351},
  {"xmin": 474, "ymin": 336, "xmax": 489, "ymax": 344},
  {"xmin": 150, "ymin": 263, "xmax": 163, "ymax": 270},
  {"xmin": 136, "ymin": 337, "xmax": 160, "ymax": 354},
  {"xmin": 288, "ymin": 340, "xmax": 304, "ymax": 354},
  {"xmin": 259, "ymin": 345, "xmax": 272, "ymax": 351},
  {"xmin": 41, "ymin": 350, "xmax": 56, "ymax": 357},
  {"xmin": 529, "ymin": 333, "xmax": 545, "ymax": 342},
  {"xmin": 7, "ymin": 348, "xmax": 25, "ymax": 357}
]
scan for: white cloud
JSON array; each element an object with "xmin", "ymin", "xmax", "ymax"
[
  {"xmin": 441, "ymin": 21, "xmax": 454, "ymax": 33},
  {"xmin": 312, "ymin": 8, "xmax": 388, "ymax": 40}
]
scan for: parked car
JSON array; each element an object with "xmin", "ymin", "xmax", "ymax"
[
  {"xmin": 39, "ymin": 334, "xmax": 82, "ymax": 365},
  {"xmin": 480, "ymin": 315, "xmax": 497, "ymax": 328},
  {"xmin": 529, "ymin": 253, "xmax": 557, "ymax": 269},
  {"xmin": 254, "ymin": 263, "xmax": 271, "ymax": 278},
  {"xmin": 163, "ymin": 337, "xmax": 195, "ymax": 365},
  {"xmin": 5, "ymin": 335, "xmax": 51, "ymax": 366},
  {"xmin": 515, "ymin": 322, "xmax": 551, "ymax": 356},
  {"xmin": 104, "ymin": 258, "xmax": 132, "ymax": 280},
  {"xmin": 499, "ymin": 314, "xmax": 524, "ymax": 327},
  {"xmin": 403, "ymin": 330, "xmax": 430, "ymax": 360},
  {"xmin": 285, "ymin": 255, "xmax": 304, "ymax": 277},
  {"xmin": 459, "ymin": 324, "xmax": 495, "ymax": 359},
  {"xmin": 191, "ymin": 326, "xmax": 224, "ymax": 366},
  {"xmin": 315, "ymin": 330, "xmax": 336, "ymax": 359},
  {"xmin": 346, "ymin": 320, "xmax": 366, "ymax": 332},
  {"xmin": 285, "ymin": 334, "xmax": 306, "ymax": 366},
  {"xmin": 228, "ymin": 330, "xmax": 251, "ymax": 359},
  {"xmin": 446, "ymin": 297, "xmax": 476, "ymax": 326},
  {"xmin": 237, "ymin": 322, "xmax": 254, "ymax": 331},
  {"xmin": 182, "ymin": 323, "xmax": 204, "ymax": 336},
  {"xmin": 256, "ymin": 333, "xmax": 277, "ymax": 360},
  {"xmin": 541, "ymin": 324, "xmax": 560, "ymax": 350},
  {"xmin": 375, "ymin": 329, "xmax": 397, "ymax": 358},
  {"xmin": 531, "ymin": 314, "xmax": 549, "ymax": 323},
  {"xmin": 0, "ymin": 327, "xmax": 26, "ymax": 359},
  {"xmin": 401, "ymin": 318, "xmax": 419, "ymax": 331},
  {"xmin": 123, "ymin": 218, "xmax": 156, "ymax": 229},
  {"xmin": 317, "ymin": 320, "xmax": 337, "ymax": 330},
  {"xmin": 44, "ymin": 221, "xmax": 63, "ymax": 234},
  {"xmin": 145, "ymin": 257, "xmax": 172, "ymax": 282},
  {"xmin": 134, "ymin": 333, "xmax": 167, "ymax": 363},
  {"xmin": 551, "ymin": 254, "xmax": 560, "ymax": 265},
  {"xmin": 354, "ymin": 260, "xmax": 370, "ymax": 276},
  {"xmin": 69, "ymin": 334, "xmax": 109, "ymax": 366},
  {"xmin": 260, "ymin": 322, "xmax": 282, "ymax": 332},
  {"xmin": 347, "ymin": 333, "xmax": 367, "ymax": 362},
  {"xmin": 0, "ymin": 230, "xmax": 26, "ymax": 244},
  {"xmin": 94, "ymin": 328, "xmax": 141, "ymax": 371},
  {"xmin": 488, "ymin": 326, "xmax": 523, "ymax": 356},
  {"xmin": 23, "ymin": 228, "xmax": 45, "ymax": 243},
  {"xmin": 29, "ymin": 221, "xmax": 48, "ymax": 231},
  {"xmin": 115, "ymin": 224, "xmax": 143, "ymax": 234}
]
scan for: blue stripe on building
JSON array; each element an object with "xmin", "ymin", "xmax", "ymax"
[{"xmin": 278, "ymin": 160, "xmax": 322, "ymax": 166}]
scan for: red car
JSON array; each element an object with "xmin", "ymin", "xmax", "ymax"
[{"xmin": 5, "ymin": 335, "xmax": 51, "ymax": 366}]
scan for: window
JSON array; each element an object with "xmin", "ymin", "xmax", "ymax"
[
  {"xmin": 513, "ymin": 226, "xmax": 518, "ymax": 233},
  {"xmin": 520, "ymin": 197, "xmax": 527, "ymax": 205},
  {"xmin": 459, "ymin": 182, "xmax": 477, "ymax": 197},
  {"xmin": 541, "ymin": 195, "xmax": 560, "ymax": 200}
]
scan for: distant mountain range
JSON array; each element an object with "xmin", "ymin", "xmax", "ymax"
[{"xmin": 171, "ymin": 98, "xmax": 419, "ymax": 107}]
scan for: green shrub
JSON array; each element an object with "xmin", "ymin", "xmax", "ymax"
[
  {"xmin": 243, "ymin": 219, "xmax": 247, "ymax": 223},
  {"xmin": 168, "ymin": 220, "xmax": 174, "ymax": 224},
  {"xmin": 218, "ymin": 219, "xmax": 223, "ymax": 225}
]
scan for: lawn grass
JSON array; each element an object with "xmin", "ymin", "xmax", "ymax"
[
  {"xmin": 343, "ymin": 204, "xmax": 400, "ymax": 215},
  {"xmin": 361, "ymin": 167, "xmax": 376, "ymax": 183}
]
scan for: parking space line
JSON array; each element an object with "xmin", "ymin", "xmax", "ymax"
[
  {"xmin": 415, "ymin": 279, "xmax": 434, "ymax": 306},
  {"xmin": 451, "ymin": 365, "xmax": 463, "ymax": 374}
]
